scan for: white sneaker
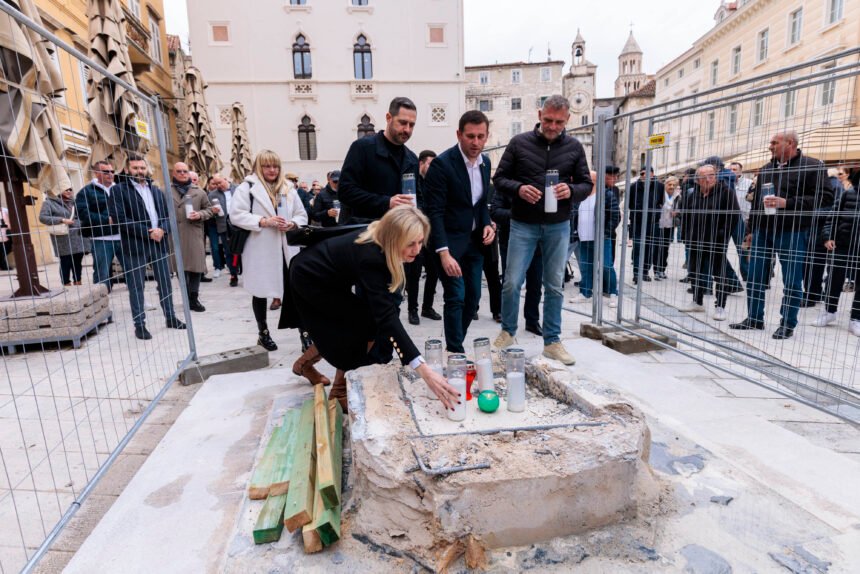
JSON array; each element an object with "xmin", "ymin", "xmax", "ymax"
[
  {"xmin": 849, "ymin": 320, "xmax": 860, "ymax": 337},
  {"xmin": 213, "ymin": 269, "xmax": 222, "ymax": 278},
  {"xmin": 608, "ymin": 295, "xmax": 618, "ymax": 309},
  {"xmin": 713, "ymin": 307, "xmax": 727, "ymax": 321},
  {"xmin": 145, "ymin": 301, "xmax": 157, "ymax": 310},
  {"xmin": 680, "ymin": 300, "xmax": 705, "ymax": 313},
  {"xmin": 568, "ymin": 294, "xmax": 591, "ymax": 304},
  {"xmin": 811, "ymin": 312, "xmax": 836, "ymax": 327}
]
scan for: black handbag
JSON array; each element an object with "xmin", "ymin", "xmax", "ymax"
[
  {"xmin": 228, "ymin": 193, "xmax": 254, "ymax": 256},
  {"xmin": 285, "ymin": 223, "xmax": 368, "ymax": 247}
]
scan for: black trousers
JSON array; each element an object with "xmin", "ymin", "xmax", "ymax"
[
  {"xmin": 482, "ymin": 245, "xmax": 502, "ymax": 317},
  {"xmin": 253, "ymin": 257, "xmax": 289, "ymax": 331},
  {"xmin": 823, "ymin": 248, "xmax": 860, "ymax": 320},
  {"xmin": 405, "ymin": 247, "xmax": 439, "ymax": 312},
  {"xmin": 60, "ymin": 253, "xmax": 84, "ymax": 284},
  {"xmin": 803, "ymin": 230, "xmax": 829, "ymax": 301},
  {"xmin": 688, "ymin": 242, "xmax": 728, "ymax": 308},
  {"xmin": 654, "ymin": 227, "xmax": 672, "ymax": 273},
  {"xmin": 0, "ymin": 238, "xmax": 10, "ymax": 270},
  {"xmin": 185, "ymin": 271, "xmax": 202, "ymax": 296}
]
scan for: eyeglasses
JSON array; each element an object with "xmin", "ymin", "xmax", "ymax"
[{"xmin": 95, "ymin": 169, "xmax": 114, "ymax": 174}]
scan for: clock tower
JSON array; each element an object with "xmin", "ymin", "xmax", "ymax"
[{"xmin": 563, "ymin": 29, "xmax": 597, "ymax": 127}]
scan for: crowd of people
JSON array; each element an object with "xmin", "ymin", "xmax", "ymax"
[{"xmin": 9, "ymin": 94, "xmax": 859, "ymax": 410}]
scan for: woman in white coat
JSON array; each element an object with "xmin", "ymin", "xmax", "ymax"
[{"xmin": 229, "ymin": 150, "xmax": 330, "ymax": 386}]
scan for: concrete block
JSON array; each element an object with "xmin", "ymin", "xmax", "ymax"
[
  {"xmin": 7, "ymin": 315, "xmax": 53, "ymax": 332},
  {"xmin": 348, "ymin": 361, "xmax": 654, "ymax": 563},
  {"xmin": 580, "ymin": 322, "xmax": 621, "ymax": 340},
  {"xmin": 0, "ymin": 317, "xmax": 8, "ymax": 334},
  {"xmin": 179, "ymin": 345, "xmax": 270, "ymax": 385},
  {"xmin": 603, "ymin": 328, "xmax": 676, "ymax": 354}
]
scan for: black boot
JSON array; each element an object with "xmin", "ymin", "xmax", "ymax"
[
  {"xmin": 189, "ymin": 293, "xmax": 206, "ymax": 312},
  {"xmin": 258, "ymin": 329, "xmax": 277, "ymax": 351}
]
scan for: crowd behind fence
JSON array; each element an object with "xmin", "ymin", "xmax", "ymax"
[{"xmin": 0, "ymin": 6, "xmax": 194, "ymax": 573}]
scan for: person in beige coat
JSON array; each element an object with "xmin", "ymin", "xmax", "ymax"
[
  {"xmin": 229, "ymin": 151, "xmax": 327, "ymax": 386},
  {"xmin": 171, "ymin": 162, "xmax": 214, "ymax": 312}
]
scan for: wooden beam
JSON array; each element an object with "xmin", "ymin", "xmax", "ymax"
[
  {"xmin": 313, "ymin": 385, "xmax": 339, "ymax": 509},
  {"xmin": 269, "ymin": 409, "xmax": 301, "ymax": 496},
  {"xmin": 248, "ymin": 412, "xmax": 294, "ymax": 499},
  {"xmin": 316, "ymin": 399, "xmax": 343, "ymax": 546},
  {"xmin": 283, "ymin": 399, "xmax": 316, "ymax": 533},
  {"xmin": 252, "ymin": 493, "xmax": 287, "ymax": 544}
]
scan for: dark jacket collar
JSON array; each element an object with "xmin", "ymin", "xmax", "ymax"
[{"xmin": 531, "ymin": 124, "xmax": 567, "ymax": 146}]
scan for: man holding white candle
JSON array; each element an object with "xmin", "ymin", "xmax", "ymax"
[
  {"xmin": 424, "ymin": 110, "xmax": 495, "ymax": 353},
  {"xmin": 171, "ymin": 162, "xmax": 215, "ymax": 312},
  {"xmin": 491, "ymin": 95, "xmax": 592, "ymax": 365}
]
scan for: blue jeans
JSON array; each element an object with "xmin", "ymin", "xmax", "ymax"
[
  {"xmin": 502, "ymin": 220, "xmax": 569, "ymax": 345},
  {"xmin": 439, "ymin": 242, "xmax": 484, "ymax": 353},
  {"xmin": 747, "ymin": 230, "xmax": 808, "ymax": 329},
  {"xmin": 123, "ymin": 247, "xmax": 177, "ymax": 327},
  {"xmin": 578, "ymin": 238, "xmax": 617, "ymax": 298},
  {"xmin": 91, "ymin": 239, "xmax": 122, "ymax": 290}
]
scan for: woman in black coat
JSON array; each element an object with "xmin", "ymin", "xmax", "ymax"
[
  {"xmin": 679, "ymin": 164, "xmax": 739, "ymax": 320},
  {"xmin": 814, "ymin": 167, "xmax": 860, "ymax": 336},
  {"xmin": 290, "ymin": 206, "xmax": 458, "ymax": 411}
]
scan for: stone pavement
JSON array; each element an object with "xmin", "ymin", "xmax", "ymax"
[
  {"xmin": 2, "ymin": 250, "xmax": 859, "ymax": 572},
  {"xmin": 46, "ymin": 259, "xmax": 860, "ymax": 573}
]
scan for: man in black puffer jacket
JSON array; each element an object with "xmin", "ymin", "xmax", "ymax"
[
  {"xmin": 491, "ymin": 95, "xmax": 592, "ymax": 364},
  {"xmin": 814, "ymin": 168, "xmax": 860, "ymax": 336},
  {"xmin": 730, "ymin": 131, "xmax": 833, "ymax": 340}
]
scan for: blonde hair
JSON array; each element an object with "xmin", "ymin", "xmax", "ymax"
[
  {"xmin": 252, "ymin": 149, "xmax": 287, "ymax": 202},
  {"xmin": 356, "ymin": 206, "xmax": 430, "ymax": 293}
]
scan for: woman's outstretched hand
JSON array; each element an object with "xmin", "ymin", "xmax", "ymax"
[{"xmin": 415, "ymin": 363, "xmax": 460, "ymax": 411}]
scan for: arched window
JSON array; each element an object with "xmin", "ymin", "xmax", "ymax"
[
  {"xmin": 298, "ymin": 115, "xmax": 317, "ymax": 160},
  {"xmin": 293, "ymin": 35, "xmax": 311, "ymax": 79},
  {"xmin": 574, "ymin": 46, "xmax": 583, "ymax": 66},
  {"xmin": 353, "ymin": 35, "xmax": 373, "ymax": 79},
  {"xmin": 356, "ymin": 114, "xmax": 375, "ymax": 139}
]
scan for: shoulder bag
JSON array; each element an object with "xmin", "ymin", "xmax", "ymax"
[
  {"xmin": 228, "ymin": 193, "xmax": 254, "ymax": 255},
  {"xmin": 46, "ymin": 205, "xmax": 74, "ymax": 236}
]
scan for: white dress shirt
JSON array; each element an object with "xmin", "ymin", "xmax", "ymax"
[{"xmin": 132, "ymin": 180, "xmax": 160, "ymax": 230}]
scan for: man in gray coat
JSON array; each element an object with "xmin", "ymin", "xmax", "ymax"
[{"xmin": 171, "ymin": 162, "xmax": 214, "ymax": 312}]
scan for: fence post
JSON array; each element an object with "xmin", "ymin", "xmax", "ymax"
[
  {"xmin": 592, "ymin": 116, "xmax": 609, "ymax": 325},
  {"xmin": 616, "ymin": 115, "xmax": 636, "ymax": 323},
  {"xmin": 153, "ymin": 97, "xmax": 197, "ymax": 361},
  {"xmin": 634, "ymin": 118, "xmax": 655, "ymax": 323}
]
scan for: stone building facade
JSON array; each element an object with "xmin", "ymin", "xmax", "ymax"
[{"xmin": 185, "ymin": 0, "xmax": 465, "ymax": 180}]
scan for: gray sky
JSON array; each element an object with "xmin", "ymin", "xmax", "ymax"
[{"xmin": 165, "ymin": 1, "xmax": 717, "ymax": 98}]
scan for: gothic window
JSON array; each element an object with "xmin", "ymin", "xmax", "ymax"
[
  {"xmin": 293, "ymin": 35, "xmax": 312, "ymax": 79},
  {"xmin": 353, "ymin": 35, "xmax": 373, "ymax": 79},
  {"xmin": 357, "ymin": 114, "xmax": 375, "ymax": 139},
  {"xmin": 574, "ymin": 46, "xmax": 583, "ymax": 65},
  {"xmin": 298, "ymin": 115, "xmax": 317, "ymax": 160}
]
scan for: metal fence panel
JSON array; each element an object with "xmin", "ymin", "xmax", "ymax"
[
  {"xmin": 590, "ymin": 49, "xmax": 860, "ymax": 423},
  {"xmin": 0, "ymin": 6, "xmax": 195, "ymax": 572}
]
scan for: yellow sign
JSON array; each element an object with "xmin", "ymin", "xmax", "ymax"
[
  {"xmin": 647, "ymin": 133, "xmax": 668, "ymax": 149},
  {"xmin": 135, "ymin": 119, "xmax": 151, "ymax": 140}
]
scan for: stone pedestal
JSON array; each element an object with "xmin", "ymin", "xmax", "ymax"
[
  {"xmin": 345, "ymin": 355, "xmax": 653, "ymax": 564},
  {"xmin": 0, "ymin": 284, "xmax": 111, "ymax": 352}
]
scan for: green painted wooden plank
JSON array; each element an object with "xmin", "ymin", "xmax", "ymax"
[
  {"xmin": 317, "ymin": 399, "xmax": 343, "ymax": 546},
  {"xmin": 252, "ymin": 493, "xmax": 287, "ymax": 544},
  {"xmin": 269, "ymin": 409, "xmax": 301, "ymax": 496},
  {"xmin": 313, "ymin": 385, "xmax": 339, "ymax": 509},
  {"xmin": 248, "ymin": 412, "xmax": 292, "ymax": 499},
  {"xmin": 283, "ymin": 399, "xmax": 316, "ymax": 533}
]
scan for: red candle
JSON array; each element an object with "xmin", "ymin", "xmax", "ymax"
[{"xmin": 465, "ymin": 361, "xmax": 477, "ymax": 400}]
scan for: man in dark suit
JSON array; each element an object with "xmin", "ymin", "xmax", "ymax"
[
  {"xmin": 424, "ymin": 110, "xmax": 495, "ymax": 353},
  {"xmin": 110, "ymin": 153, "xmax": 186, "ymax": 340},
  {"xmin": 628, "ymin": 167, "xmax": 664, "ymax": 283},
  {"xmin": 339, "ymin": 97, "xmax": 419, "ymax": 222}
]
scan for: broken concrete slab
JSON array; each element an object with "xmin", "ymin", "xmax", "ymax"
[
  {"xmin": 179, "ymin": 345, "xmax": 270, "ymax": 385},
  {"xmin": 346, "ymin": 359, "xmax": 655, "ymax": 563},
  {"xmin": 602, "ymin": 328, "xmax": 676, "ymax": 354},
  {"xmin": 579, "ymin": 322, "xmax": 621, "ymax": 340}
]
